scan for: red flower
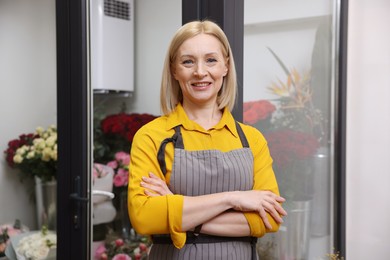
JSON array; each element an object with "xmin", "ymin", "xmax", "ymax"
[
  {"xmin": 115, "ymin": 238, "xmax": 124, "ymax": 247},
  {"xmin": 3, "ymin": 133, "xmax": 36, "ymax": 167},
  {"xmin": 243, "ymin": 100, "xmax": 276, "ymax": 125},
  {"xmin": 101, "ymin": 113, "xmax": 157, "ymax": 143},
  {"xmin": 139, "ymin": 243, "xmax": 147, "ymax": 252},
  {"xmin": 264, "ymin": 129, "xmax": 319, "ymax": 168}
]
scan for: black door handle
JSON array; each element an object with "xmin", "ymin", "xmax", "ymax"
[{"xmin": 69, "ymin": 176, "xmax": 89, "ymax": 229}]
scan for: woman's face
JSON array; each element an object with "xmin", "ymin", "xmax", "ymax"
[{"xmin": 172, "ymin": 33, "xmax": 228, "ymax": 107}]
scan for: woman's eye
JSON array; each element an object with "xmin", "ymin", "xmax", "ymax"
[
  {"xmin": 182, "ymin": 60, "xmax": 194, "ymax": 65},
  {"xmin": 206, "ymin": 58, "xmax": 217, "ymax": 63}
]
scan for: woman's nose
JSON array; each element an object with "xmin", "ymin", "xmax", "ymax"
[{"xmin": 194, "ymin": 64, "xmax": 207, "ymax": 78}]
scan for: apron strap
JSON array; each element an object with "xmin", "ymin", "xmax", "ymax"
[
  {"xmin": 158, "ymin": 123, "xmax": 249, "ymax": 175},
  {"xmin": 157, "ymin": 126, "xmax": 183, "ymax": 175},
  {"xmin": 235, "ymin": 121, "xmax": 250, "ymax": 148}
]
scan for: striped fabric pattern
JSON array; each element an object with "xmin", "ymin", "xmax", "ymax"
[{"xmin": 150, "ymin": 147, "xmax": 256, "ymax": 259}]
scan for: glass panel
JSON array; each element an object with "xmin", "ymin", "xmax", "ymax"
[
  {"xmin": 90, "ymin": 0, "xmax": 181, "ymax": 259},
  {"xmin": 243, "ymin": 1, "xmax": 338, "ymax": 259}
]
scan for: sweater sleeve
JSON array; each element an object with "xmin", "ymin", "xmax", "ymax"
[
  {"xmin": 127, "ymin": 128, "xmax": 186, "ymax": 248},
  {"xmin": 242, "ymin": 126, "xmax": 281, "ymax": 237}
]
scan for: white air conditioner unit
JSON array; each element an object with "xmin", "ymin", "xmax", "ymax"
[{"xmin": 90, "ymin": 0, "xmax": 134, "ymax": 95}]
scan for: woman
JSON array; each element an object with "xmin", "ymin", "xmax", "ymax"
[{"xmin": 128, "ymin": 20, "xmax": 286, "ymax": 260}]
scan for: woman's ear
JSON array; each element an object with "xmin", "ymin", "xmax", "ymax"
[{"xmin": 223, "ymin": 58, "xmax": 229, "ymax": 76}]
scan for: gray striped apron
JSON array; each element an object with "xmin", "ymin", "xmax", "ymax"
[{"xmin": 151, "ymin": 122, "xmax": 258, "ymax": 260}]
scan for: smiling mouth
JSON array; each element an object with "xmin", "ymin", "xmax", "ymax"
[{"xmin": 192, "ymin": 82, "xmax": 211, "ymax": 87}]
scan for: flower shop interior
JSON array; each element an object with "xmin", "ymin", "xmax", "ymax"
[{"xmin": 0, "ymin": 0, "xmax": 389, "ymax": 259}]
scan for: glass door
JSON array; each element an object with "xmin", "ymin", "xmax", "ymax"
[
  {"xmin": 55, "ymin": 0, "xmax": 346, "ymax": 259},
  {"xmin": 243, "ymin": 1, "xmax": 346, "ymax": 259},
  {"xmin": 90, "ymin": 1, "xmax": 182, "ymax": 259}
]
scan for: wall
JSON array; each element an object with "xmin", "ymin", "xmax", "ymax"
[
  {"xmin": 0, "ymin": 0, "xmax": 57, "ymax": 229},
  {"xmin": 346, "ymin": 0, "xmax": 390, "ymax": 258}
]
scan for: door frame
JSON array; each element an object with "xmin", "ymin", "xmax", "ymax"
[
  {"xmin": 56, "ymin": 0, "xmax": 347, "ymax": 258},
  {"xmin": 56, "ymin": 0, "xmax": 91, "ymax": 259}
]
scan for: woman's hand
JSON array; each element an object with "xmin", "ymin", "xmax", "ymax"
[
  {"xmin": 140, "ymin": 172, "xmax": 173, "ymax": 196},
  {"xmin": 231, "ymin": 190, "xmax": 287, "ymax": 229},
  {"xmin": 140, "ymin": 173, "xmax": 286, "ymax": 230}
]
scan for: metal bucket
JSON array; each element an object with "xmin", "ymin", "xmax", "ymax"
[
  {"xmin": 287, "ymin": 199, "xmax": 312, "ymax": 260},
  {"xmin": 35, "ymin": 177, "xmax": 57, "ymax": 230}
]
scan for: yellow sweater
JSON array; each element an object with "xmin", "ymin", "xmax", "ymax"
[{"xmin": 128, "ymin": 103, "xmax": 280, "ymax": 248}]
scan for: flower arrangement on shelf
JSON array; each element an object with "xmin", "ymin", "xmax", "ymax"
[
  {"xmin": 243, "ymin": 48, "xmax": 325, "ymax": 201},
  {"xmin": 4, "ymin": 125, "xmax": 57, "ymax": 183},
  {"xmin": 95, "ymin": 230, "xmax": 151, "ymax": 260}
]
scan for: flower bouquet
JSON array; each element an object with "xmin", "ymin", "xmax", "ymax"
[
  {"xmin": 243, "ymin": 100, "xmax": 276, "ymax": 132},
  {"xmin": 94, "ymin": 113, "xmax": 157, "ymax": 163},
  {"xmin": 95, "ymin": 230, "xmax": 151, "ymax": 260},
  {"xmin": 4, "ymin": 125, "xmax": 57, "ymax": 183},
  {"xmin": 243, "ymin": 48, "xmax": 325, "ymax": 201},
  {"xmin": 14, "ymin": 226, "xmax": 56, "ymax": 260}
]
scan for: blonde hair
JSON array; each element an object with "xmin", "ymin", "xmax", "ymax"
[{"xmin": 160, "ymin": 20, "xmax": 237, "ymax": 115}]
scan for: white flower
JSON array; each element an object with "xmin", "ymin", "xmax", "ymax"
[
  {"xmin": 33, "ymin": 138, "xmax": 46, "ymax": 150},
  {"xmin": 45, "ymin": 134, "xmax": 57, "ymax": 147},
  {"xmin": 26, "ymin": 151, "xmax": 36, "ymax": 159},
  {"xmin": 41, "ymin": 147, "xmax": 52, "ymax": 162},
  {"xmin": 16, "ymin": 231, "xmax": 56, "ymax": 260},
  {"xmin": 16, "ymin": 146, "xmax": 27, "ymax": 155},
  {"xmin": 30, "ymin": 246, "xmax": 50, "ymax": 260},
  {"xmin": 13, "ymin": 154, "xmax": 23, "ymax": 164},
  {"xmin": 133, "ymin": 247, "xmax": 141, "ymax": 255},
  {"xmin": 50, "ymin": 150, "xmax": 58, "ymax": 161},
  {"xmin": 36, "ymin": 126, "xmax": 45, "ymax": 135}
]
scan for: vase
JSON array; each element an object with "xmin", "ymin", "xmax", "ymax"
[
  {"xmin": 310, "ymin": 146, "xmax": 330, "ymax": 237},
  {"xmin": 34, "ymin": 176, "xmax": 57, "ymax": 230},
  {"xmin": 118, "ymin": 190, "xmax": 132, "ymax": 240},
  {"xmin": 286, "ymin": 199, "xmax": 312, "ymax": 260}
]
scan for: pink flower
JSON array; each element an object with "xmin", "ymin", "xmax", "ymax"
[
  {"xmin": 112, "ymin": 254, "xmax": 132, "ymax": 260},
  {"xmin": 115, "ymin": 238, "xmax": 124, "ymax": 247},
  {"xmin": 113, "ymin": 173, "xmax": 128, "ymax": 187},
  {"xmin": 117, "ymin": 168, "xmax": 128, "ymax": 177},
  {"xmin": 115, "ymin": 151, "xmax": 130, "ymax": 166},
  {"xmin": 95, "ymin": 244, "xmax": 107, "ymax": 258},
  {"xmin": 107, "ymin": 160, "xmax": 118, "ymax": 169}
]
